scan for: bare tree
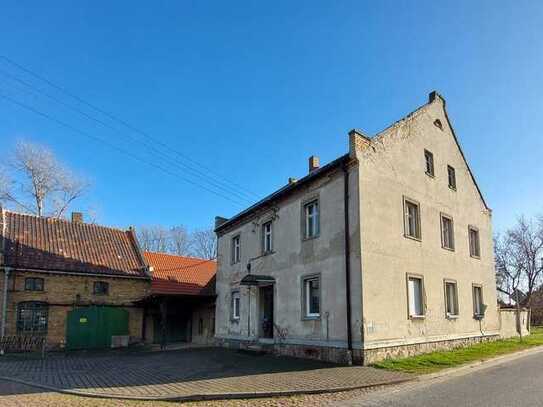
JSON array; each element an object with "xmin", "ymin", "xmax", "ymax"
[
  {"xmin": 168, "ymin": 226, "xmax": 192, "ymax": 256},
  {"xmin": 137, "ymin": 226, "xmax": 170, "ymax": 253},
  {"xmin": 191, "ymin": 228, "xmax": 217, "ymax": 260},
  {"xmin": 0, "ymin": 141, "xmax": 88, "ymax": 217},
  {"xmin": 495, "ymin": 215, "xmax": 543, "ymax": 305},
  {"xmin": 495, "ymin": 233, "xmax": 523, "ymax": 305}
]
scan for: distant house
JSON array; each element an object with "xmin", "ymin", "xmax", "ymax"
[
  {"xmin": 0, "ymin": 210, "xmax": 151, "ymax": 350},
  {"xmin": 141, "ymin": 252, "xmax": 216, "ymax": 346},
  {"xmin": 214, "ymin": 92, "xmax": 509, "ymax": 364}
]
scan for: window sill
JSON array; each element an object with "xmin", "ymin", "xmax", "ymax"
[
  {"xmin": 261, "ymin": 250, "xmax": 275, "ymax": 257},
  {"xmin": 302, "ymin": 315, "xmax": 321, "ymax": 321},
  {"xmin": 449, "ymin": 185, "xmax": 457, "ymax": 191},
  {"xmin": 409, "ymin": 315, "xmax": 426, "ymax": 320},
  {"xmin": 470, "ymin": 254, "xmax": 481, "ymax": 260},
  {"xmin": 473, "ymin": 314, "xmax": 485, "ymax": 320},
  {"xmin": 446, "ymin": 314, "xmax": 459, "ymax": 320},
  {"xmin": 441, "ymin": 246, "xmax": 455, "ymax": 252},
  {"xmin": 425, "ymin": 172, "xmax": 435, "ymax": 178},
  {"xmin": 404, "ymin": 234, "xmax": 422, "ymax": 242},
  {"xmin": 302, "ymin": 235, "xmax": 320, "ymax": 242}
]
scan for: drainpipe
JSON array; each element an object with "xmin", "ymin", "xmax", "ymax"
[
  {"xmin": 1, "ymin": 267, "xmax": 10, "ymax": 339},
  {"xmin": 342, "ymin": 164, "xmax": 353, "ymax": 365}
]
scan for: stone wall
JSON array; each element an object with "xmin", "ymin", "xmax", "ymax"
[
  {"xmin": 362, "ymin": 334, "xmax": 499, "ymax": 365},
  {"xmin": 1, "ymin": 269, "xmax": 150, "ymax": 348},
  {"xmin": 499, "ymin": 308, "xmax": 530, "ymax": 338}
]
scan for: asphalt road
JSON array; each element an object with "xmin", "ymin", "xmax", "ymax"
[{"xmin": 337, "ymin": 350, "xmax": 543, "ymax": 407}]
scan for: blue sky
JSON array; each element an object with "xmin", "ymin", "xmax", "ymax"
[{"xmin": 1, "ymin": 1, "xmax": 542, "ymax": 233}]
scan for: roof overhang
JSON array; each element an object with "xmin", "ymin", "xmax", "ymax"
[{"xmin": 240, "ymin": 274, "xmax": 276, "ymax": 286}]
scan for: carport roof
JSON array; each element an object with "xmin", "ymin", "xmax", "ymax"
[{"xmin": 144, "ymin": 252, "xmax": 216, "ymax": 296}]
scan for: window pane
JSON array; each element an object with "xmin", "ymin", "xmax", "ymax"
[
  {"xmin": 408, "ymin": 278, "xmax": 423, "ymax": 316},
  {"xmin": 446, "ymin": 283, "xmax": 458, "ymax": 315},
  {"xmin": 473, "ymin": 286, "xmax": 483, "ymax": 315},
  {"xmin": 35, "ymin": 278, "xmax": 43, "ymax": 291},
  {"xmin": 305, "ymin": 278, "xmax": 320, "ymax": 316},
  {"xmin": 232, "ymin": 293, "xmax": 240, "ymax": 319},
  {"xmin": 425, "ymin": 150, "xmax": 434, "ymax": 175},
  {"xmin": 442, "ymin": 217, "xmax": 454, "ymax": 249},
  {"xmin": 470, "ymin": 229, "xmax": 480, "ymax": 257},
  {"xmin": 17, "ymin": 302, "xmax": 48, "ymax": 334},
  {"xmin": 406, "ymin": 201, "xmax": 420, "ymax": 238},
  {"xmin": 305, "ymin": 202, "xmax": 319, "ymax": 238}
]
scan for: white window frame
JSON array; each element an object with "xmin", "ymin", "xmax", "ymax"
[
  {"xmin": 473, "ymin": 284, "xmax": 484, "ymax": 318},
  {"xmin": 469, "ymin": 226, "xmax": 481, "ymax": 258},
  {"xmin": 231, "ymin": 291, "xmax": 240, "ymax": 321},
  {"xmin": 303, "ymin": 276, "xmax": 320, "ymax": 318},
  {"xmin": 440, "ymin": 213, "xmax": 455, "ymax": 251},
  {"xmin": 403, "ymin": 197, "xmax": 421, "ymax": 240},
  {"xmin": 444, "ymin": 280, "xmax": 459, "ymax": 318},
  {"xmin": 262, "ymin": 221, "xmax": 273, "ymax": 254},
  {"xmin": 304, "ymin": 200, "xmax": 320, "ymax": 239},
  {"xmin": 406, "ymin": 274, "xmax": 425, "ymax": 318},
  {"xmin": 231, "ymin": 235, "xmax": 241, "ymax": 264}
]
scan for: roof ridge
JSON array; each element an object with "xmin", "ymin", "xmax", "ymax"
[
  {"xmin": 3, "ymin": 210, "xmax": 131, "ymax": 234},
  {"xmin": 144, "ymin": 251, "xmax": 216, "ymax": 262}
]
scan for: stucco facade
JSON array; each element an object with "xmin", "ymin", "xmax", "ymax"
[{"xmin": 215, "ymin": 92, "xmax": 512, "ymax": 364}]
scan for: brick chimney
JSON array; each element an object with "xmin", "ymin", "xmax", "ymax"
[
  {"xmin": 71, "ymin": 212, "xmax": 83, "ymax": 223},
  {"xmin": 214, "ymin": 216, "xmax": 228, "ymax": 230},
  {"xmin": 308, "ymin": 155, "xmax": 320, "ymax": 173}
]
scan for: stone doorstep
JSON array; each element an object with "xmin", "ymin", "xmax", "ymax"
[{"xmin": 0, "ymin": 375, "xmax": 414, "ymax": 402}]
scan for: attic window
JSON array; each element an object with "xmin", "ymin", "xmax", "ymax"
[{"xmin": 434, "ymin": 119, "xmax": 443, "ymax": 130}]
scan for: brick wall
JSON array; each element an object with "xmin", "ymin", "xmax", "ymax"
[{"xmin": 1, "ymin": 270, "xmax": 150, "ymax": 348}]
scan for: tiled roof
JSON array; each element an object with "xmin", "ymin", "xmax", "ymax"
[
  {"xmin": 0, "ymin": 210, "xmax": 149, "ymax": 278},
  {"xmin": 144, "ymin": 252, "xmax": 216, "ymax": 296}
]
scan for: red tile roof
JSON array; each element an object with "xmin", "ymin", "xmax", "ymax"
[
  {"xmin": 144, "ymin": 252, "xmax": 216, "ymax": 296},
  {"xmin": 0, "ymin": 210, "xmax": 149, "ymax": 278}
]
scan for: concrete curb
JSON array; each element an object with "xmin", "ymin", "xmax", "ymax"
[
  {"xmin": 0, "ymin": 375, "xmax": 413, "ymax": 402},
  {"xmin": 419, "ymin": 344, "xmax": 543, "ymax": 382}
]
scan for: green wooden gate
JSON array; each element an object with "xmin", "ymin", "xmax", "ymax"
[{"xmin": 66, "ymin": 306, "xmax": 129, "ymax": 350}]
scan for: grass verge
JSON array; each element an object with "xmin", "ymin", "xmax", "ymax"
[{"xmin": 372, "ymin": 327, "xmax": 543, "ymax": 374}]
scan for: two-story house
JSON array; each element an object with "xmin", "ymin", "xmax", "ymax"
[{"xmin": 214, "ymin": 92, "xmax": 503, "ymax": 365}]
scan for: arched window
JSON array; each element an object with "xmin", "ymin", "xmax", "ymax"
[{"xmin": 17, "ymin": 301, "xmax": 48, "ymax": 335}]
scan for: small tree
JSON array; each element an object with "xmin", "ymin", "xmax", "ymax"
[{"xmin": 0, "ymin": 141, "xmax": 88, "ymax": 218}]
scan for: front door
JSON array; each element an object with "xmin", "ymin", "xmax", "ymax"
[{"xmin": 259, "ymin": 285, "xmax": 274, "ymax": 339}]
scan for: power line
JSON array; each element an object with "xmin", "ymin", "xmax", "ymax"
[
  {"xmin": 0, "ymin": 68, "xmax": 254, "ymax": 204},
  {"xmin": 0, "ymin": 55, "xmax": 259, "ymax": 200},
  {"xmin": 0, "ymin": 91, "xmax": 248, "ymax": 207}
]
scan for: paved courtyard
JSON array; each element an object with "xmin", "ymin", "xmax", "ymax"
[{"xmin": 0, "ymin": 348, "xmax": 411, "ymax": 401}]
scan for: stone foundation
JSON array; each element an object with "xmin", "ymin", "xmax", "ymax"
[
  {"xmin": 217, "ymin": 334, "xmax": 503, "ymax": 365},
  {"xmin": 216, "ymin": 338, "xmax": 353, "ymax": 364},
  {"xmin": 362, "ymin": 334, "xmax": 500, "ymax": 365}
]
